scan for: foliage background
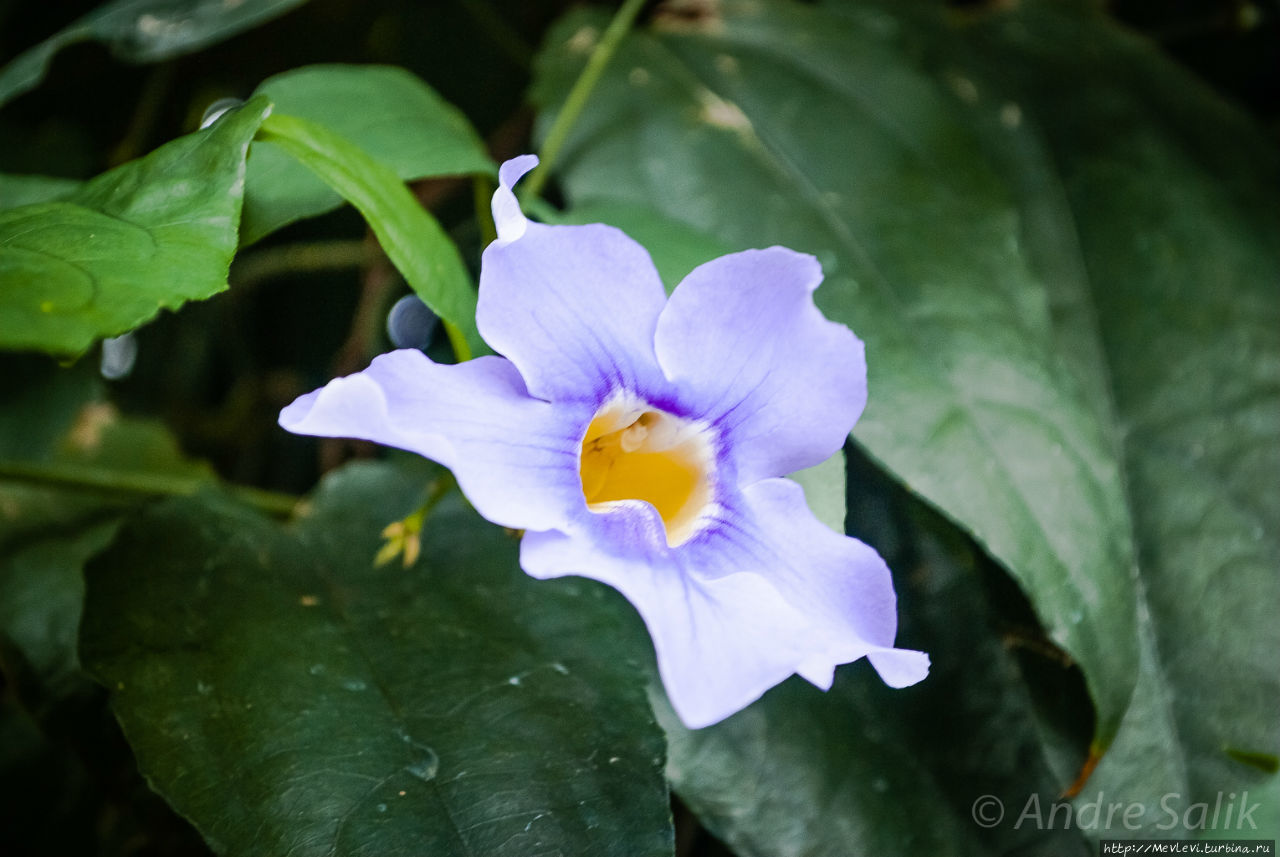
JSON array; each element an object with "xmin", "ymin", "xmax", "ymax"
[{"xmin": 1, "ymin": 0, "xmax": 1277, "ymax": 855}]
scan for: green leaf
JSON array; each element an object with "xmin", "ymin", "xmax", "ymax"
[
  {"xmin": 787, "ymin": 450, "xmax": 846, "ymax": 535},
  {"xmin": 534, "ymin": 1, "xmax": 1139, "ymax": 747},
  {"xmin": 0, "ymin": 98, "xmax": 270, "ymax": 356},
  {"xmin": 0, "ymin": 0, "xmax": 309, "ymax": 109},
  {"xmin": 929, "ymin": 1, "xmax": 1280, "ymax": 832},
  {"xmin": 535, "ymin": 0, "xmax": 1279, "ymax": 841},
  {"xmin": 80, "ymin": 461, "xmax": 673, "ymax": 856},
  {"xmin": 0, "ymin": 521, "xmax": 118, "ymax": 708},
  {"xmin": 256, "ymin": 112, "xmax": 482, "ymax": 359},
  {"xmin": 243, "ymin": 64, "xmax": 494, "ymax": 244},
  {"xmin": 0, "ymin": 174, "xmax": 81, "ymax": 209}
]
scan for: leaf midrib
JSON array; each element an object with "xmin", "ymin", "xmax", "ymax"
[{"xmin": 300, "ymin": 525, "xmax": 481, "ymax": 857}]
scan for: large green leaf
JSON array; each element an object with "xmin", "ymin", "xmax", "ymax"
[
  {"xmin": 80, "ymin": 461, "xmax": 673, "ymax": 857},
  {"xmin": 0, "ymin": 98, "xmax": 269, "ymax": 356},
  {"xmin": 925, "ymin": 0, "xmax": 1280, "ymax": 828},
  {"xmin": 256, "ymin": 112, "xmax": 482, "ymax": 359},
  {"xmin": 534, "ymin": 0, "xmax": 1279, "ymax": 842},
  {"xmin": 0, "ymin": 0, "xmax": 308, "ymax": 109},
  {"xmin": 534, "ymin": 1, "xmax": 1139, "ymax": 747},
  {"xmin": 243, "ymin": 64, "xmax": 494, "ymax": 244}
]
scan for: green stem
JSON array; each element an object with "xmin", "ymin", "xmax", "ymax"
[
  {"xmin": 231, "ymin": 239, "xmax": 375, "ymax": 288},
  {"xmin": 0, "ymin": 460, "xmax": 300, "ymax": 518},
  {"xmin": 256, "ymin": 112, "xmax": 481, "ymax": 364},
  {"xmin": 521, "ymin": 0, "xmax": 647, "ymax": 201},
  {"xmin": 420, "ymin": 470, "xmax": 458, "ymax": 520},
  {"xmin": 442, "ymin": 321, "xmax": 473, "ymax": 362}
]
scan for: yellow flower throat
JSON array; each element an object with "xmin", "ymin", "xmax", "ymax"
[{"xmin": 578, "ymin": 399, "xmax": 714, "ymax": 547}]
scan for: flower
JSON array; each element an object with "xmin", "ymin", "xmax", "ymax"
[{"xmin": 280, "ymin": 155, "xmax": 929, "ymax": 728}]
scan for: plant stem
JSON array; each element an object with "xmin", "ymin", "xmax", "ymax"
[
  {"xmin": 0, "ymin": 460, "xmax": 300, "ymax": 518},
  {"xmin": 419, "ymin": 470, "xmax": 458, "ymax": 520},
  {"xmin": 521, "ymin": 0, "xmax": 647, "ymax": 201},
  {"xmin": 442, "ymin": 321, "xmax": 473, "ymax": 362},
  {"xmin": 231, "ymin": 239, "xmax": 375, "ymax": 288}
]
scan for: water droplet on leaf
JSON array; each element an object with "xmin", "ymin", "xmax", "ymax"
[
  {"xmin": 404, "ymin": 743, "xmax": 439, "ymax": 782},
  {"xmin": 100, "ymin": 333, "xmax": 138, "ymax": 380}
]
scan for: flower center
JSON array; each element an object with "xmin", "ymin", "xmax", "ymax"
[{"xmin": 578, "ymin": 398, "xmax": 715, "ymax": 547}]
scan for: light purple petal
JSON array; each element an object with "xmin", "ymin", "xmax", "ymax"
[
  {"xmin": 655, "ymin": 247, "xmax": 867, "ymax": 485},
  {"xmin": 737, "ymin": 477, "xmax": 929, "ymax": 690},
  {"xmin": 280, "ymin": 350, "xmax": 589, "ymax": 532},
  {"xmin": 491, "ymin": 154, "xmax": 538, "ymax": 244},
  {"xmin": 867, "ymin": 648, "xmax": 933, "ymax": 689},
  {"xmin": 477, "ymin": 159, "xmax": 669, "ymax": 404},
  {"xmin": 521, "ymin": 524, "xmax": 820, "ymax": 729},
  {"xmin": 521, "ymin": 474, "xmax": 925, "ymax": 727}
]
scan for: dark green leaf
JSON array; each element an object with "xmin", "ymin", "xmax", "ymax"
[
  {"xmin": 243, "ymin": 64, "xmax": 494, "ymax": 243},
  {"xmin": 0, "ymin": 521, "xmax": 118, "ymax": 707},
  {"xmin": 535, "ymin": 1, "xmax": 1139, "ymax": 747},
  {"xmin": 0, "ymin": 0, "xmax": 309, "ymax": 109},
  {"xmin": 256, "ymin": 112, "xmax": 482, "ymax": 358},
  {"xmin": 80, "ymin": 461, "xmax": 673, "ymax": 856},
  {"xmin": 0, "ymin": 98, "xmax": 270, "ymax": 356},
  {"xmin": 535, "ymin": 0, "xmax": 1279, "ymax": 842},
  {"xmin": 929, "ymin": 0, "xmax": 1280, "ymax": 830}
]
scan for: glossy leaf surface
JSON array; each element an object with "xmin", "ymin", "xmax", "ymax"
[
  {"xmin": 0, "ymin": 99, "xmax": 269, "ymax": 356},
  {"xmin": 80, "ymin": 461, "xmax": 674, "ymax": 857},
  {"xmin": 0, "ymin": 0, "xmax": 309, "ymax": 108},
  {"xmin": 243, "ymin": 64, "xmax": 493, "ymax": 243}
]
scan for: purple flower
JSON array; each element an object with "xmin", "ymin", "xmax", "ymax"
[{"xmin": 280, "ymin": 155, "xmax": 928, "ymax": 728}]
